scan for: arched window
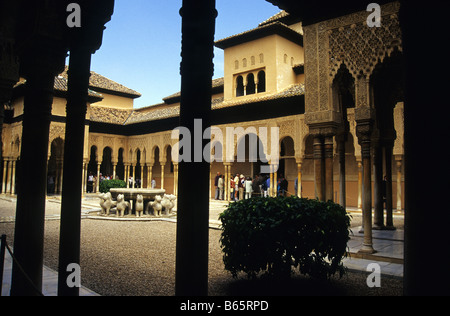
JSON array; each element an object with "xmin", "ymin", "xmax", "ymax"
[
  {"xmin": 284, "ymin": 54, "xmax": 288, "ymax": 64},
  {"xmin": 257, "ymin": 71, "xmax": 266, "ymax": 93},
  {"xmin": 259, "ymin": 53, "xmax": 264, "ymax": 63},
  {"xmin": 242, "ymin": 58, "xmax": 247, "ymax": 68},
  {"xmin": 236, "ymin": 75, "xmax": 244, "ymax": 97},
  {"xmin": 235, "ymin": 60, "xmax": 239, "ymax": 70},
  {"xmin": 246, "ymin": 73, "xmax": 256, "ymax": 95},
  {"xmin": 251, "ymin": 56, "xmax": 255, "ymax": 66}
]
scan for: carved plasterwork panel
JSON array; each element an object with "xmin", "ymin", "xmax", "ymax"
[
  {"xmin": 329, "ymin": 2, "xmax": 402, "ymax": 79},
  {"xmin": 49, "ymin": 123, "xmax": 66, "ymax": 144},
  {"xmin": 393, "ymin": 102, "xmax": 404, "ymax": 156},
  {"xmin": 304, "ymin": 2, "xmax": 402, "ymax": 126}
]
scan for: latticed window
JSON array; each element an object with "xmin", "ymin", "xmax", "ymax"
[
  {"xmin": 236, "ymin": 75, "xmax": 244, "ymax": 97},
  {"xmin": 257, "ymin": 71, "xmax": 266, "ymax": 93},
  {"xmin": 246, "ymin": 73, "xmax": 256, "ymax": 95}
]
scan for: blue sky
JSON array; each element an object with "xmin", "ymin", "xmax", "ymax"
[{"xmin": 89, "ymin": 0, "xmax": 281, "ymax": 108}]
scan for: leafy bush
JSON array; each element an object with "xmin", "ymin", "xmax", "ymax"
[
  {"xmin": 99, "ymin": 179, "xmax": 126, "ymax": 193},
  {"xmin": 219, "ymin": 197, "xmax": 351, "ymax": 280}
]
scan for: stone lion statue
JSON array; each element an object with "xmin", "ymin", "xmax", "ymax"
[
  {"xmin": 161, "ymin": 194, "xmax": 176, "ymax": 215},
  {"xmin": 136, "ymin": 194, "xmax": 144, "ymax": 217},
  {"xmin": 149, "ymin": 195, "xmax": 163, "ymax": 217},
  {"xmin": 99, "ymin": 192, "xmax": 116, "ymax": 216},
  {"xmin": 116, "ymin": 194, "xmax": 130, "ymax": 217}
]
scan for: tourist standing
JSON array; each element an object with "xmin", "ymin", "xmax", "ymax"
[
  {"xmin": 234, "ymin": 174, "xmax": 239, "ymax": 201},
  {"xmin": 280, "ymin": 176, "xmax": 288, "ymax": 197},
  {"xmin": 93, "ymin": 175, "xmax": 97, "ymax": 193},
  {"xmin": 238, "ymin": 174, "xmax": 245, "ymax": 200},
  {"xmin": 87, "ymin": 173, "xmax": 94, "ymax": 193},
  {"xmin": 214, "ymin": 172, "xmax": 221, "ymax": 200},
  {"xmin": 230, "ymin": 176, "xmax": 235, "ymax": 201},
  {"xmin": 245, "ymin": 177, "xmax": 253, "ymax": 199},
  {"xmin": 47, "ymin": 175, "xmax": 55, "ymax": 195},
  {"xmin": 218, "ymin": 175, "xmax": 224, "ymax": 200}
]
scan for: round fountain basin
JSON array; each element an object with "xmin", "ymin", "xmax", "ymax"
[{"xmin": 109, "ymin": 188, "xmax": 166, "ymax": 201}]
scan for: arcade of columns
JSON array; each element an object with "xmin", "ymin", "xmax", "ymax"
[{"xmin": 303, "ymin": 1, "xmax": 403, "ymax": 252}]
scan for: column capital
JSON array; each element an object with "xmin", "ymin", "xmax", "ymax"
[{"xmin": 356, "ymin": 118, "xmax": 375, "ymax": 158}]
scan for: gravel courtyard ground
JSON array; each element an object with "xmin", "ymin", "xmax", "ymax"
[{"xmin": 0, "ymin": 197, "xmax": 403, "ymax": 296}]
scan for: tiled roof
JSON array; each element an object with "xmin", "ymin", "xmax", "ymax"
[
  {"xmin": 54, "ymin": 76, "xmax": 104, "ymax": 99},
  {"xmin": 13, "ymin": 76, "xmax": 103, "ymax": 99},
  {"xmin": 213, "ymin": 84, "xmax": 305, "ymax": 110},
  {"xmin": 60, "ymin": 66, "xmax": 142, "ymax": 98},
  {"xmin": 259, "ymin": 10, "xmax": 290, "ymax": 26},
  {"xmin": 125, "ymin": 104, "xmax": 180, "ymax": 124},
  {"xmin": 90, "ymin": 83, "xmax": 305, "ymax": 126},
  {"xmin": 163, "ymin": 77, "xmax": 224, "ymax": 103},
  {"xmin": 215, "ymin": 21, "xmax": 302, "ymax": 49},
  {"xmin": 89, "ymin": 105, "xmax": 133, "ymax": 125}
]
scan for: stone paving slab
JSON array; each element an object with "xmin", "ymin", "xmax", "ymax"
[{"xmin": 1, "ymin": 247, "xmax": 99, "ymax": 296}]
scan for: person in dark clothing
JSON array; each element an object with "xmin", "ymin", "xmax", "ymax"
[
  {"xmin": 279, "ymin": 176, "xmax": 288, "ymax": 197},
  {"xmin": 214, "ymin": 172, "xmax": 221, "ymax": 200}
]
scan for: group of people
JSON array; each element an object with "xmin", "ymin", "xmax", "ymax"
[
  {"xmin": 86, "ymin": 173, "xmax": 118, "ymax": 193},
  {"xmin": 214, "ymin": 172, "xmax": 290, "ymax": 201}
]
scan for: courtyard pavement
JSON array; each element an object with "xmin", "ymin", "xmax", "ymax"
[{"xmin": 1, "ymin": 194, "xmax": 404, "ymax": 296}]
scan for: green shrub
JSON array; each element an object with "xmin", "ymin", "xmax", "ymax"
[
  {"xmin": 99, "ymin": 179, "xmax": 126, "ymax": 193},
  {"xmin": 219, "ymin": 197, "xmax": 351, "ymax": 280}
]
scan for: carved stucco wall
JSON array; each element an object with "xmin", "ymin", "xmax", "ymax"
[{"xmin": 303, "ymin": 1, "xmax": 402, "ymax": 129}]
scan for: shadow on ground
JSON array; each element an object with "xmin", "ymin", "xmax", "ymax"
[{"xmin": 211, "ymin": 271, "xmax": 403, "ymax": 296}]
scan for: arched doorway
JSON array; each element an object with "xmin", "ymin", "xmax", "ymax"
[
  {"xmin": 47, "ymin": 137, "xmax": 64, "ymax": 195},
  {"xmin": 87, "ymin": 146, "xmax": 98, "ymax": 192},
  {"xmin": 100, "ymin": 147, "xmax": 113, "ymax": 179},
  {"xmin": 280, "ymin": 136, "xmax": 296, "ymax": 195},
  {"xmin": 235, "ymin": 133, "xmax": 268, "ymax": 178},
  {"xmin": 117, "ymin": 148, "xmax": 125, "ymax": 180},
  {"xmin": 135, "ymin": 149, "xmax": 142, "ymax": 188},
  {"xmin": 370, "ymin": 49, "xmax": 404, "ymax": 229}
]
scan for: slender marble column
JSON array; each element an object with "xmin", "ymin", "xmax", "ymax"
[
  {"xmin": 385, "ymin": 144, "xmax": 395, "ymax": 229},
  {"xmin": 313, "ymin": 136, "xmax": 325, "ymax": 201},
  {"xmin": 297, "ymin": 162, "xmax": 303, "ymax": 198},
  {"xmin": 324, "ymin": 136, "xmax": 334, "ymax": 202},
  {"xmin": 396, "ymin": 158, "xmax": 402, "ymax": 211},
  {"xmin": 373, "ymin": 143, "xmax": 384, "ymax": 229},
  {"xmin": 357, "ymin": 121, "xmax": 376, "ymax": 254}
]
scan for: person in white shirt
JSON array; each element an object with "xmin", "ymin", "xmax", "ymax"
[
  {"xmin": 245, "ymin": 177, "xmax": 253, "ymax": 199},
  {"xmin": 218, "ymin": 175, "xmax": 224, "ymax": 200}
]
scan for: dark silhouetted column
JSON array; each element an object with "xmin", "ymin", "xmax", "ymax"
[
  {"xmin": 57, "ymin": 48, "xmax": 92, "ymax": 296},
  {"xmin": 11, "ymin": 62, "xmax": 63, "ymax": 296},
  {"xmin": 175, "ymin": 0, "xmax": 217, "ymax": 296},
  {"xmin": 57, "ymin": 0, "xmax": 114, "ymax": 296}
]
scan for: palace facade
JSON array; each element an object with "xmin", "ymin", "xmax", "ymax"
[{"xmin": 2, "ymin": 6, "xmax": 404, "ymax": 211}]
